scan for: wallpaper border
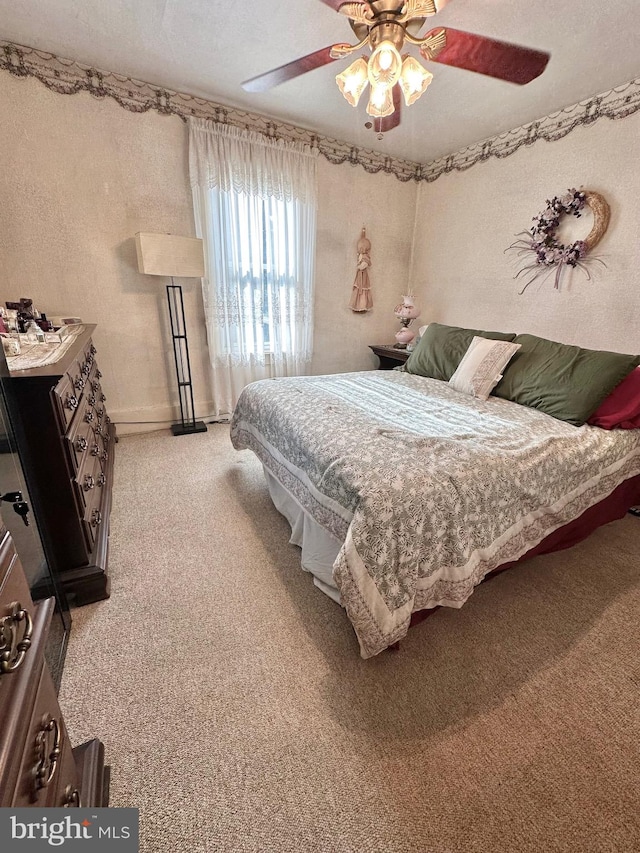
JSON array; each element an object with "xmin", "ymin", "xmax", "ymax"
[
  {"xmin": 2, "ymin": 40, "xmax": 640, "ymax": 185},
  {"xmin": 422, "ymin": 77, "xmax": 640, "ymax": 182},
  {"xmin": 0, "ymin": 41, "xmax": 424, "ymax": 183}
]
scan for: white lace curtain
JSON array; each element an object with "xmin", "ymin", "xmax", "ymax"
[{"xmin": 188, "ymin": 118, "xmax": 318, "ymax": 417}]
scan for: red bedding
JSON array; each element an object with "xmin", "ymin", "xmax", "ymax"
[{"xmin": 409, "ymin": 472, "xmax": 640, "ymax": 631}]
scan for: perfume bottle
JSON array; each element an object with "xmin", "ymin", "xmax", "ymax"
[{"xmin": 25, "ymin": 320, "xmax": 45, "ymax": 343}]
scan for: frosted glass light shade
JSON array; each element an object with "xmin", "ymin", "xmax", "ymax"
[
  {"xmin": 394, "ymin": 303, "xmax": 420, "ymax": 319},
  {"xmin": 336, "ymin": 57, "xmax": 369, "ymax": 107},
  {"xmin": 394, "ymin": 295, "xmax": 420, "ymax": 319},
  {"xmin": 399, "ymin": 56, "xmax": 433, "ymax": 106},
  {"xmin": 135, "ymin": 232, "xmax": 204, "ymax": 278},
  {"xmin": 367, "ymin": 41, "xmax": 402, "ymax": 90},
  {"xmin": 366, "ymin": 84, "xmax": 395, "ymax": 118}
]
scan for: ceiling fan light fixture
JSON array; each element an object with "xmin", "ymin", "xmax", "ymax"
[
  {"xmin": 399, "ymin": 55, "xmax": 433, "ymax": 106},
  {"xmin": 335, "ymin": 56, "xmax": 369, "ymax": 107},
  {"xmin": 366, "ymin": 83, "xmax": 395, "ymax": 118},
  {"xmin": 367, "ymin": 41, "xmax": 402, "ymax": 90}
]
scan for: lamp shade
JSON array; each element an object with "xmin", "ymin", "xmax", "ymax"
[
  {"xmin": 399, "ymin": 56, "xmax": 433, "ymax": 106},
  {"xmin": 366, "ymin": 84, "xmax": 395, "ymax": 118},
  {"xmin": 336, "ymin": 56, "xmax": 369, "ymax": 107},
  {"xmin": 367, "ymin": 41, "xmax": 402, "ymax": 90},
  {"xmin": 135, "ymin": 232, "xmax": 204, "ymax": 278}
]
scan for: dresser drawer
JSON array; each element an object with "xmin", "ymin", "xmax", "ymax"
[
  {"xmin": 0, "ymin": 597, "xmax": 55, "ymax": 805},
  {"xmin": 11, "ymin": 662, "xmax": 70, "ymax": 806},
  {"xmin": 66, "ymin": 341, "xmax": 97, "ymax": 387},
  {"xmin": 65, "ymin": 417, "xmax": 108, "ymax": 479},
  {"xmin": 0, "ymin": 529, "xmax": 33, "ymax": 608},
  {"xmin": 73, "ymin": 451, "xmax": 103, "ymax": 517},
  {"xmin": 79, "ymin": 393, "xmax": 100, "ymax": 431},
  {"xmin": 52, "ymin": 373, "xmax": 82, "ymax": 432},
  {"xmin": 0, "ymin": 532, "xmax": 36, "ymax": 711},
  {"xmin": 81, "ymin": 475, "xmax": 109, "ymax": 552},
  {"xmin": 88, "ymin": 371, "xmax": 107, "ymax": 407},
  {"xmin": 64, "ymin": 413, "xmax": 94, "ymax": 475},
  {"xmin": 48, "ymin": 722, "xmax": 80, "ymax": 808}
]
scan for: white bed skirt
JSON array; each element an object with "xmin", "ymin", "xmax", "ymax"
[{"xmin": 263, "ymin": 466, "xmax": 343, "ymax": 604}]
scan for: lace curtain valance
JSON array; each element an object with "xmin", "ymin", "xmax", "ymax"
[{"xmin": 189, "ymin": 118, "xmax": 318, "ymax": 203}]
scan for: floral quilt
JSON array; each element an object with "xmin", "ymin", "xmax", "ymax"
[{"xmin": 230, "ymin": 371, "xmax": 640, "ymax": 657}]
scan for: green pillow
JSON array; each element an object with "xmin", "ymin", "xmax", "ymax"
[
  {"xmin": 493, "ymin": 334, "xmax": 640, "ymax": 426},
  {"xmin": 405, "ymin": 322, "xmax": 517, "ymax": 382}
]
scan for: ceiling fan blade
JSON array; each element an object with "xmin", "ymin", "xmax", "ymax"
[
  {"xmin": 242, "ymin": 47, "xmax": 339, "ymax": 93},
  {"xmin": 425, "ymin": 27, "xmax": 550, "ymax": 85},
  {"xmin": 376, "ymin": 85, "xmax": 402, "ymax": 133}
]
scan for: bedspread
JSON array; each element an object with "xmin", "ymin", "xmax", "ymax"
[{"xmin": 230, "ymin": 371, "xmax": 640, "ymax": 657}]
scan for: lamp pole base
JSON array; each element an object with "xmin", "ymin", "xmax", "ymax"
[{"xmin": 171, "ymin": 421, "xmax": 208, "ymax": 436}]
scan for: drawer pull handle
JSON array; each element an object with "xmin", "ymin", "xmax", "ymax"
[
  {"xmin": 91, "ymin": 443, "xmax": 100, "ymax": 457},
  {"xmin": 81, "ymin": 363, "xmax": 91, "ymax": 377},
  {"xmin": 64, "ymin": 785, "xmax": 81, "ymax": 808},
  {"xmin": 84, "ymin": 475, "xmax": 95, "ymax": 491},
  {"xmin": 91, "ymin": 509, "xmax": 102, "ymax": 527},
  {"xmin": 0, "ymin": 601, "xmax": 33, "ymax": 674},
  {"xmin": 84, "ymin": 411, "xmax": 94, "ymax": 423},
  {"xmin": 90, "ymin": 344, "xmax": 97, "ymax": 355},
  {"xmin": 88, "ymin": 394, "xmax": 96, "ymax": 406},
  {"xmin": 97, "ymin": 407, "xmax": 105, "ymax": 419},
  {"xmin": 35, "ymin": 716, "xmax": 62, "ymax": 790},
  {"xmin": 75, "ymin": 436, "xmax": 88, "ymax": 453},
  {"xmin": 101, "ymin": 450, "xmax": 109, "ymax": 462},
  {"xmin": 100, "ymin": 393, "xmax": 107, "ymax": 403},
  {"xmin": 96, "ymin": 370, "xmax": 102, "ymax": 379},
  {"xmin": 91, "ymin": 380, "xmax": 100, "ymax": 392},
  {"xmin": 74, "ymin": 378, "xmax": 85, "ymax": 392},
  {"xmin": 65, "ymin": 394, "xmax": 78, "ymax": 411},
  {"xmin": 97, "ymin": 473, "xmax": 106, "ymax": 487}
]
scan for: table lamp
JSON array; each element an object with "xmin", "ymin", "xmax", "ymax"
[{"xmin": 393, "ymin": 294, "xmax": 420, "ymax": 349}]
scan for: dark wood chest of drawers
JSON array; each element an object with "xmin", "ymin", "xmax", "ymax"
[
  {"xmin": 0, "ymin": 525, "xmax": 108, "ymax": 807},
  {"xmin": 8, "ymin": 325, "xmax": 116, "ymax": 605}
]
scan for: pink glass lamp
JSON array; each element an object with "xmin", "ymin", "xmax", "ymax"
[{"xmin": 393, "ymin": 294, "xmax": 419, "ymax": 349}]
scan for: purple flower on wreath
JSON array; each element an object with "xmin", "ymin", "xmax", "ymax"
[{"xmin": 506, "ymin": 188, "xmax": 604, "ymax": 294}]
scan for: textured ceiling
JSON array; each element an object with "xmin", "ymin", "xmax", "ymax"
[{"xmin": 0, "ymin": 0, "xmax": 639, "ymax": 164}]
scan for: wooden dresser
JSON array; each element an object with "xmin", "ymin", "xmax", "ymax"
[
  {"xmin": 8, "ymin": 325, "xmax": 116, "ymax": 605},
  {"xmin": 0, "ymin": 524, "xmax": 109, "ymax": 807}
]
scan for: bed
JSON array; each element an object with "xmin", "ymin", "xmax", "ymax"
[{"xmin": 230, "ymin": 327, "xmax": 640, "ymax": 658}]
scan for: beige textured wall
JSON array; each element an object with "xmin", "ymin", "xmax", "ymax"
[
  {"xmin": 408, "ymin": 112, "xmax": 640, "ymax": 354},
  {"xmin": 0, "ymin": 74, "xmax": 416, "ymax": 433},
  {"xmin": 0, "ymin": 75, "xmax": 208, "ymax": 433},
  {"xmin": 313, "ymin": 159, "xmax": 416, "ymax": 376}
]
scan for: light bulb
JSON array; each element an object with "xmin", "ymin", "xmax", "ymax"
[
  {"xmin": 378, "ymin": 48, "xmax": 393, "ymax": 71},
  {"xmin": 366, "ymin": 84, "xmax": 394, "ymax": 118}
]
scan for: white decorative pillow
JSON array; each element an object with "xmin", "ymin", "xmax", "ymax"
[{"xmin": 449, "ymin": 336, "xmax": 521, "ymax": 400}]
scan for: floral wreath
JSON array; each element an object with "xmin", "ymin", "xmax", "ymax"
[{"xmin": 507, "ymin": 188, "xmax": 610, "ymax": 293}]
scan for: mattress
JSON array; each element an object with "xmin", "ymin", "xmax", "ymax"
[{"xmin": 231, "ymin": 370, "xmax": 640, "ymax": 656}]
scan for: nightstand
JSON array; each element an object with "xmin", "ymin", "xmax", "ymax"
[{"xmin": 369, "ymin": 345, "xmax": 410, "ymax": 370}]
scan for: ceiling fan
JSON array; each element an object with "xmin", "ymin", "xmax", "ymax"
[{"xmin": 242, "ymin": 0, "xmax": 550, "ymax": 135}]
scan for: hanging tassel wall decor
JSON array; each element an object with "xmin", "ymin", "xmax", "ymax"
[{"xmin": 349, "ymin": 227, "xmax": 373, "ymax": 312}]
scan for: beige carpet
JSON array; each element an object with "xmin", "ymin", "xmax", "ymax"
[{"xmin": 59, "ymin": 425, "xmax": 640, "ymax": 853}]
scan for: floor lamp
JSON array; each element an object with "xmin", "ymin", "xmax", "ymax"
[{"xmin": 135, "ymin": 232, "xmax": 208, "ymax": 436}]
